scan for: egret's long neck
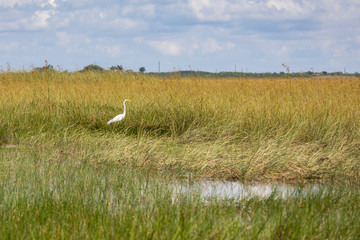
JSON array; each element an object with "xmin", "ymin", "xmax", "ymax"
[{"xmin": 123, "ymin": 101, "xmax": 127, "ymax": 114}]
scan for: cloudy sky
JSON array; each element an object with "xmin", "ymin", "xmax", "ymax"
[{"xmin": 0, "ymin": 0, "xmax": 359, "ymax": 72}]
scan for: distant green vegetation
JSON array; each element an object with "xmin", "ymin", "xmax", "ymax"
[
  {"xmin": 11, "ymin": 61, "xmax": 358, "ymax": 77},
  {"xmin": 148, "ymin": 70, "xmax": 356, "ymax": 78},
  {"xmin": 82, "ymin": 64, "xmax": 105, "ymax": 72}
]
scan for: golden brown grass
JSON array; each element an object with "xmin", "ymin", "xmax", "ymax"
[{"xmin": 1, "ymin": 71, "xmax": 360, "ymax": 182}]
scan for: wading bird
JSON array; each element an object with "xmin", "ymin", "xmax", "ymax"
[{"xmin": 107, "ymin": 99, "xmax": 131, "ymax": 125}]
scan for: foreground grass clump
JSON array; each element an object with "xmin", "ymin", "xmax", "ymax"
[
  {"xmin": 1, "ymin": 71, "xmax": 360, "ymax": 181},
  {"xmin": 1, "ymin": 150, "xmax": 359, "ymax": 239}
]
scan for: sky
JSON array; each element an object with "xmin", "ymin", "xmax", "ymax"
[{"xmin": 0, "ymin": 0, "xmax": 359, "ymax": 73}]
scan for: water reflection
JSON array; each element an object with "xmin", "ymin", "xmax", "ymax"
[{"xmin": 173, "ymin": 181, "xmax": 321, "ymax": 200}]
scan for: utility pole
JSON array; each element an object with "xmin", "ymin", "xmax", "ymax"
[{"xmin": 158, "ymin": 61, "xmax": 160, "ymax": 73}]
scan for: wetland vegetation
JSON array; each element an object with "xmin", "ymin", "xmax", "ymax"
[{"xmin": 1, "ymin": 71, "xmax": 359, "ymax": 239}]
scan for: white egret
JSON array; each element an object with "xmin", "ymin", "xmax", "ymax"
[{"xmin": 107, "ymin": 99, "xmax": 131, "ymax": 125}]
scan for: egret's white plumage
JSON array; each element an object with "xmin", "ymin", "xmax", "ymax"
[{"xmin": 107, "ymin": 99, "xmax": 131, "ymax": 125}]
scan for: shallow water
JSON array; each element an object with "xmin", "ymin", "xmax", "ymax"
[{"xmin": 173, "ymin": 180, "xmax": 321, "ymax": 200}]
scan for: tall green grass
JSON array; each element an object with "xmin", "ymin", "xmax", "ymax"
[
  {"xmin": 1, "ymin": 71, "xmax": 360, "ymax": 181},
  {"xmin": 1, "ymin": 149, "xmax": 359, "ymax": 239}
]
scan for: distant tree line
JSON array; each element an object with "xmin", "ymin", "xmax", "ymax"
[
  {"xmin": 79, "ymin": 64, "xmax": 146, "ymax": 73},
  {"xmin": 33, "ymin": 64, "xmax": 55, "ymax": 72},
  {"xmin": 147, "ymin": 70, "xmax": 359, "ymax": 78},
  {"xmin": 109, "ymin": 65, "xmax": 123, "ymax": 71},
  {"xmin": 29, "ymin": 62, "xmax": 359, "ymax": 78}
]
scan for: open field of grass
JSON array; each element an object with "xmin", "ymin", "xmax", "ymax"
[
  {"xmin": 1, "ymin": 71, "xmax": 360, "ymax": 238},
  {"xmin": 1, "ymin": 71, "xmax": 360, "ymax": 182}
]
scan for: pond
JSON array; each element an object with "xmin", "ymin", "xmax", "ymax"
[{"xmin": 172, "ymin": 180, "xmax": 322, "ymax": 200}]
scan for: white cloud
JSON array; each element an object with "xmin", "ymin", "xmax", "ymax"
[
  {"xmin": 56, "ymin": 32, "xmax": 92, "ymax": 53},
  {"xmin": 29, "ymin": 10, "xmax": 53, "ymax": 29},
  {"xmin": 202, "ymin": 39, "xmax": 221, "ymax": 54},
  {"xmin": 226, "ymin": 42, "xmax": 235, "ymax": 49},
  {"xmin": 111, "ymin": 17, "xmax": 142, "ymax": 30},
  {"xmin": 188, "ymin": 0, "xmax": 230, "ymax": 21},
  {"xmin": 121, "ymin": 5, "xmax": 134, "ymax": 16},
  {"xmin": 187, "ymin": 0, "xmax": 316, "ymax": 21},
  {"xmin": 54, "ymin": 7, "xmax": 148, "ymax": 32},
  {"xmin": 121, "ymin": 3, "xmax": 155, "ymax": 18},
  {"xmin": 0, "ymin": 0, "xmax": 33, "ymax": 8},
  {"xmin": 56, "ymin": 31, "xmax": 74, "ymax": 47},
  {"xmin": 265, "ymin": 0, "xmax": 314, "ymax": 16},
  {"xmin": 147, "ymin": 40, "xmax": 181, "ymax": 56},
  {"xmin": 56, "ymin": 31, "xmax": 122, "ymax": 58},
  {"xmin": 139, "ymin": 3, "xmax": 156, "ymax": 17},
  {"xmin": 146, "ymin": 37, "xmax": 235, "ymax": 56},
  {"xmin": 96, "ymin": 45, "xmax": 122, "ymax": 57},
  {"xmin": 0, "ymin": 0, "xmax": 59, "ymax": 8},
  {"xmin": 0, "ymin": 9, "xmax": 56, "ymax": 31},
  {"xmin": 0, "ymin": 40, "xmax": 19, "ymax": 51},
  {"xmin": 316, "ymin": 0, "xmax": 360, "ymax": 26},
  {"xmin": 41, "ymin": 0, "xmax": 57, "ymax": 8}
]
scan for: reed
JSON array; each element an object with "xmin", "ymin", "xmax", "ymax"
[
  {"xmin": 0, "ymin": 151, "xmax": 359, "ymax": 239},
  {"xmin": 1, "ymin": 71, "xmax": 360, "ymax": 238},
  {"xmin": 1, "ymin": 71, "xmax": 360, "ymax": 181}
]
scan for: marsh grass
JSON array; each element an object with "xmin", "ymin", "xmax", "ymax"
[
  {"xmin": 1, "ymin": 71, "xmax": 360, "ymax": 238},
  {"xmin": 1, "ymin": 71, "xmax": 359, "ymax": 181},
  {"xmin": 1, "ymin": 149, "xmax": 359, "ymax": 239}
]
